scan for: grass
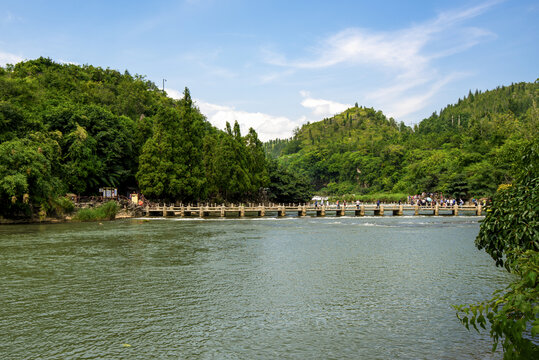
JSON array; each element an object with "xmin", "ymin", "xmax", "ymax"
[{"xmin": 73, "ymin": 201, "xmax": 119, "ymax": 221}]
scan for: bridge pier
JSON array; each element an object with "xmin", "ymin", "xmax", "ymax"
[
  {"xmin": 453, "ymin": 204, "xmax": 459, "ymax": 216},
  {"xmin": 414, "ymin": 204, "xmax": 419, "ymax": 216},
  {"xmin": 220, "ymin": 206, "xmax": 225, "ymax": 217},
  {"xmin": 240, "ymin": 205, "xmax": 245, "ymax": 217},
  {"xmin": 358, "ymin": 205, "xmax": 365, "ymax": 216},
  {"xmin": 259, "ymin": 206, "xmax": 265, "ymax": 217},
  {"xmin": 317, "ymin": 206, "xmax": 325, "ymax": 216},
  {"xmin": 477, "ymin": 204, "xmax": 482, "ymax": 216},
  {"xmin": 374, "ymin": 205, "xmax": 384, "ymax": 216},
  {"xmin": 434, "ymin": 204, "xmax": 439, "ymax": 216},
  {"xmin": 278, "ymin": 206, "xmax": 286, "ymax": 217},
  {"xmin": 392, "ymin": 205, "xmax": 403, "ymax": 216}
]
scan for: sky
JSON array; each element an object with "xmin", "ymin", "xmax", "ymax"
[{"xmin": 0, "ymin": 0, "xmax": 537, "ymax": 140}]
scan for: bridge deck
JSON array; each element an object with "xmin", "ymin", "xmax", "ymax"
[{"xmin": 144, "ymin": 204, "xmax": 483, "ymax": 217}]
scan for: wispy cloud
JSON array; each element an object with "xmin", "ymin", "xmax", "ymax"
[
  {"xmin": 263, "ymin": 1, "xmax": 501, "ymax": 121},
  {"xmin": 181, "ymin": 49, "xmax": 238, "ymax": 79},
  {"xmin": 2, "ymin": 11, "xmax": 23, "ymax": 25},
  {"xmin": 259, "ymin": 69, "xmax": 295, "ymax": 84}
]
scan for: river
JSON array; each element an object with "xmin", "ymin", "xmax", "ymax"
[{"xmin": 0, "ymin": 216, "xmax": 510, "ymax": 359}]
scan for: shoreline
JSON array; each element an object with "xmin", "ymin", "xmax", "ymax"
[{"xmin": 0, "ymin": 209, "xmax": 139, "ymax": 225}]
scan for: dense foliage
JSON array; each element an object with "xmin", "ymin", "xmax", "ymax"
[
  {"xmin": 266, "ymin": 82, "xmax": 538, "ymax": 198},
  {"xmin": 0, "ymin": 58, "xmax": 292, "ymax": 218},
  {"xmin": 454, "ymin": 141, "xmax": 538, "ymax": 359}
]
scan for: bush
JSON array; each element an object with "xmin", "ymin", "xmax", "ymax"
[{"xmin": 74, "ymin": 201, "xmax": 119, "ymax": 221}]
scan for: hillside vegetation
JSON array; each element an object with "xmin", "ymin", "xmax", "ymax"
[
  {"xmin": 266, "ymin": 81, "xmax": 538, "ymax": 198},
  {"xmin": 0, "ymin": 58, "xmax": 310, "ymax": 219}
]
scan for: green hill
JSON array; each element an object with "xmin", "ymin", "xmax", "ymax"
[{"xmin": 267, "ymin": 80, "xmax": 538, "ymax": 198}]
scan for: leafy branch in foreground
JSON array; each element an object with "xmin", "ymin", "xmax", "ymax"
[
  {"xmin": 454, "ymin": 141, "xmax": 538, "ymax": 359},
  {"xmin": 454, "ymin": 250, "xmax": 538, "ymax": 358}
]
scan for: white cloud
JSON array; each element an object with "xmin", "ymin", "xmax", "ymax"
[
  {"xmin": 165, "ymin": 87, "xmax": 184, "ymax": 100},
  {"xmin": 0, "ymin": 51, "xmax": 23, "ymax": 66},
  {"xmin": 58, "ymin": 59, "xmax": 80, "ymax": 66},
  {"xmin": 196, "ymin": 100, "xmax": 299, "ymax": 141},
  {"xmin": 166, "ymin": 88, "xmax": 301, "ymax": 140},
  {"xmin": 263, "ymin": 1, "xmax": 500, "ymax": 121},
  {"xmin": 300, "ymin": 91, "xmax": 351, "ymax": 118}
]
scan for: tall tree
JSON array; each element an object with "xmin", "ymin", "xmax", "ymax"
[{"xmin": 136, "ymin": 88, "xmax": 207, "ymax": 202}]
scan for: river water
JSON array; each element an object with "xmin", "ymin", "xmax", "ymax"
[{"xmin": 0, "ymin": 216, "xmax": 510, "ymax": 359}]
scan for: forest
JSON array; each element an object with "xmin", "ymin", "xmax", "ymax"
[
  {"xmin": 0, "ymin": 58, "xmax": 537, "ymax": 219},
  {"xmin": 266, "ymin": 81, "xmax": 538, "ymax": 199}
]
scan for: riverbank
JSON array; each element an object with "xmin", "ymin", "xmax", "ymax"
[{"xmin": 0, "ymin": 203, "xmax": 143, "ymax": 225}]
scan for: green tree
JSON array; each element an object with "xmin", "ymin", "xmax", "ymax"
[
  {"xmin": 267, "ymin": 159, "xmax": 313, "ymax": 203},
  {"xmin": 137, "ymin": 88, "xmax": 207, "ymax": 202},
  {"xmin": 0, "ymin": 137, "xmax": 64, "ymax": 217}
]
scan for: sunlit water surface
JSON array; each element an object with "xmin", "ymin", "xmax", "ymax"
[{"xmin": 0, "ymin": 216, "xmax": 510, "ymax": 359}]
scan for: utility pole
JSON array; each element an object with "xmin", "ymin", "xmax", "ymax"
[{"xmin": 162, "ymin": 78, "xmax": 166, "ymax": 93}]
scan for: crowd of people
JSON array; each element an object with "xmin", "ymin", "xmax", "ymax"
[
  {"xmin": 312, "ymin": 193, "xmax": 488, "ymax": 209},
  {"xmin": 408, "ymin": 193, "xmax": 488, "ymax": 207}
]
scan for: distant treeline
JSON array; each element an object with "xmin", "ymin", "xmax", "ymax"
[{"xmin": 265, "ymin": 81, "xmax": 538, "ymax": 198}]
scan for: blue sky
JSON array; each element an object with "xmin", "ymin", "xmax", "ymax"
[{"xmin": 1, "ymin": 0, "xmax": 537, "ymax": 140}]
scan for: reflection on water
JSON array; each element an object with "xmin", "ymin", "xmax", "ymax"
[{"xmin": 0, "ymin": 216, "xmax": 509, "ymax": 359}]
